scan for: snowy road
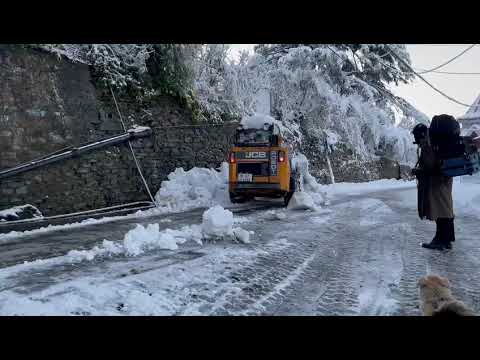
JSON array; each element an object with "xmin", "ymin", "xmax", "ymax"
[{"xmin": 0, "ymin": 177, "xmax": 479, "ymax": 315}]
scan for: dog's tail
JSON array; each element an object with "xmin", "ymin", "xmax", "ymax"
[{"xmin": 432, "ymin": 300, "xmax": 476, "ymax": 317}]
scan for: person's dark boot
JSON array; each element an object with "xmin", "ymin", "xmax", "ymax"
[
  {"xmin": 422, "ymin": 219, "xmax": 446, "ymax": 250},
  {"xmin": 422, "ymin": 241, "xmax": 446, "ymax": 250},
  {"xmin": 444, "ymin": 219, "xmax": 455, "ymax": 250}
]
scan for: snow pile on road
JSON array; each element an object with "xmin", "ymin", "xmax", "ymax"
[
  {"xmin": 65, "ymin": 223, "xmax": 203, "ymax": 261},
  {"xmin": 123, "ymin": 224, "xmax": 203, "ymax": 255},
  {"xmin": 67, "ymin": 240, "xmax": 124, "ymax": 262},
  {"xmin": 287, "ymin": 192, "xmax": 317, "ymax": 211},
  {"xmin": 64, "ymin": 206, "xmax": 251, "ymax": 263},
  {"xmin": 275, "ymin": 212, "xmax": 287, "ymax": 220},
  {"xmin": 202, "ymin": 205, "xmax": 250, "ymax": 243},
  {"xmin": 155, "ymin": 163, "xmax": 230, "ymax": 212},
  {"xmin": 202, "ymin": 205, "xmax": 234, "ymax": 237},
  {"xmin": 0, "ymin": 205, "xmax": 43, "ymax": 222},
  {"xmin": 233, "ymin": 228, "xmax": 251, "ymax": 244}
]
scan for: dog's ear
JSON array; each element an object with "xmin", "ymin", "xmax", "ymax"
[
  {"xmin": 436, "ymin": 277, "xmax": 450, "ymax": 288},
  {"xmin": 418, "ymin": 277, "xmax": 427, "ymax": 288}
]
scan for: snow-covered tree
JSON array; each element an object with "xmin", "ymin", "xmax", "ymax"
[
  {"xmin": 250, "ymin": 44, "xmax": 425, "ymax": 164},
  {"xmin": 193, "ymin": 44, "xmax": 238, "ymax": 122}
]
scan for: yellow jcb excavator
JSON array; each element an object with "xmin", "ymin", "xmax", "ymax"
[{"xmin": 228, "ymin": 122, "xmax": 296, "ymax": 206}]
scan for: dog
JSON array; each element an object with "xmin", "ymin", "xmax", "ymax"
[{"xmin": 417, "ymin": 275, "xmax": 476, "ymax": 316}]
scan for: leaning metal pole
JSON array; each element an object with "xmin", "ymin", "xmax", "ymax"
[{"xmin": 0, "ymin": 127, "xmax": 152, "ymax": 180}]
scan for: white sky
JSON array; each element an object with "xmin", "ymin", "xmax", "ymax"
[{"xmin": 228, "ymin": 44, "xmax": 480, "ymax": 120}]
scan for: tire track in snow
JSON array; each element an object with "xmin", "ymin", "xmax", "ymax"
[{"xmin": 239, "ymin": 253, "xmax": 317, "ymax": 315}]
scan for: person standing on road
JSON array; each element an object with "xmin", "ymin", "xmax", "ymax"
[{"xmin": 412, "ymin": 116, "xmax": 455, "ymax": 251}]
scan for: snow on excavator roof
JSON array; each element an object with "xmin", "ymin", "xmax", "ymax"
[{"xmin": 240, "ymin": 113, "xmax": 279, "ymax": 130}]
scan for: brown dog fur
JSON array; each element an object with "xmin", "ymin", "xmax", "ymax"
[{"xmin": 417, "ymin": 275, "xmax": 476, "ymax": 316}]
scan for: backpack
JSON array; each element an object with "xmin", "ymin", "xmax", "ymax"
[
  {"xmin": 429, "ymin": 114, "xmax": 463, "ymax": 159},
  {"xmin": 428, "ymin": 114, "xmax": 480, "ymax": 177}
]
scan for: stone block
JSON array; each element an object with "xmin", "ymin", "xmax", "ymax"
[{"xmin": 2, "ymin": 188, "xmax": 15, "ymax": 195}]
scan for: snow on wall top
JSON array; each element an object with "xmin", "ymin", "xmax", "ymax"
[{"xmin": 0, "ymin": 204, "xmax": 43, "ymax": 222}]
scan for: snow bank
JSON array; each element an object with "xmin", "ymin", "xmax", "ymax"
[
  {"xmin": 453, "ymin": 176, "xmax": 480, "ymax": 218},
  {"xmin": 324, "ymin": 179, "xmax": 415, "ymax": 197},
  {"xmin": 289, "ymin": 152, "xmax": 415, "ymax": 210},
  {"xmin": 0, "ymin": 163, "xmax": 231, "ymax": 243},
  {"xmin": 155, "ymin": 163, "xmax": 230, "ymax": 212},
  {"xmin": 0, "ymin": 206, "xmax": 175, "ymax": 244},
  {"xmin": 291, "ymin": 153, "xmax": 327, "ymax": 208},
  {"xmin": 0, "ymin": 163, "xmax": 232, "ymax": 244}
]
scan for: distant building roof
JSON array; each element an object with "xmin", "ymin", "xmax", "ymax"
[{"xmin": 458, "ymin": 94, "xmax": 480, "ymax": 121}]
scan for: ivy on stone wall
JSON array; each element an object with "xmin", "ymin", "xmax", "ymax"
[{"xmin": 20, "ymin": 44, "xmax": 207, "ymax": 123}]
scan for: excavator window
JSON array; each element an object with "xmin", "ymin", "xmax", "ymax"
[
  {"xmin": 236, "ymin": 129, "xmax": 271, "ymax": 146},
  {"xmin": 235, "ymin": 123, "xmax": 283, "ymax": 146}
]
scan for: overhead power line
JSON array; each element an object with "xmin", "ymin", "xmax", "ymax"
[
  {"xmin": 384, "ymin": 44, "xmax": 472, "ymax": 108},
  {"xmin": 413, "ymin": 69, "xmax": 480, "ymax": 75},
  {"xmin": 416, "ymin": 44, "xmax": 477, "ymax": 74},
  {"xmin": 409, "ymin": 44, "xmax": 473, "ymax": 47},
  {"xmin": 325, "ymin": 45, "xmax": 474, "ymax": 108}
]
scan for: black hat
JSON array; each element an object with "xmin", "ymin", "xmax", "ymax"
[{"xmin": 412, "ymin": 123, "xmax": 428, "ymax": 144}]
